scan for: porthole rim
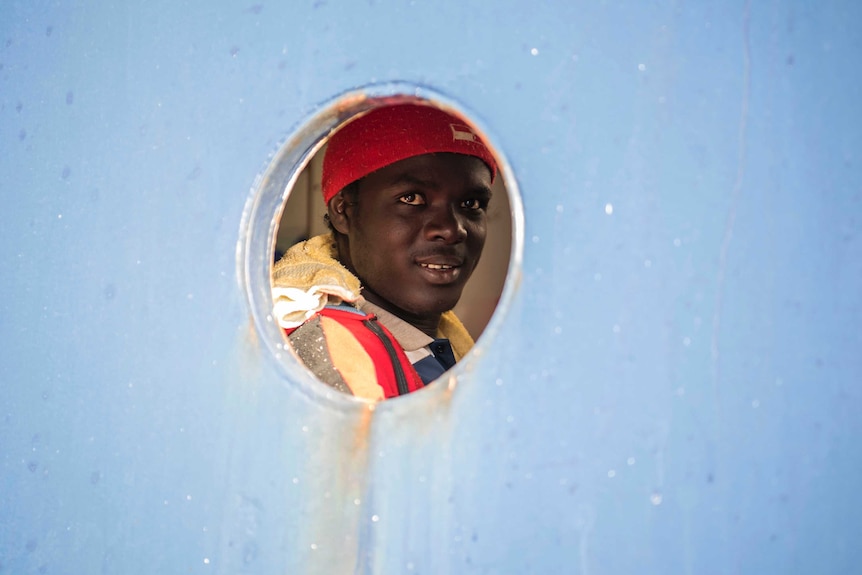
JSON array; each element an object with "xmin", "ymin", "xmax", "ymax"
[{"xmin": 238, "ymin": 81, "xmax": 524, "ymax": 412}]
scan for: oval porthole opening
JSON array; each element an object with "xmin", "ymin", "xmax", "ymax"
[{"xmin": 240, "ymin": 83, "xmax": 523, "ymax": 407}]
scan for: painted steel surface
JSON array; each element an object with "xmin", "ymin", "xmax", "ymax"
[{"xmin": 2, "ymin": 1, "xmax": 860, "ymax": 573}]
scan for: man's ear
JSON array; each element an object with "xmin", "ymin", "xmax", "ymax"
[{"xmin": 327, "ymin": 192, "xmax": 350, "ymax": 234}]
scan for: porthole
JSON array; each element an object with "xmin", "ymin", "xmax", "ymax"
[{"xmin": 239, "ymin": 83, "xmax": 523, "ymax": 405}]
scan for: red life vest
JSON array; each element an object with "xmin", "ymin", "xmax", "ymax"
[{"xmin": 285, "ymin": 306, "xmax": 425, "ymax": 399}]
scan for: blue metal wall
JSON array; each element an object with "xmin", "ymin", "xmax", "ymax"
[{"xmin": 2, "ymin": 1, "xmax": 860, "ymax": 573}]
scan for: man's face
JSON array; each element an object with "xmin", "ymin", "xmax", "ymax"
[{"xmin": 337, "ymin": 152, "xmax": 492, "ymax": 327}]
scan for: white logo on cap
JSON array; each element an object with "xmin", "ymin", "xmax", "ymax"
[{"xmin": 450, "ymin": 123, "xmax": 478, "ymax": 143}]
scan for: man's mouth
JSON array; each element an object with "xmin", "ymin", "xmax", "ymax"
[
  {"xmin": 420, "ymin": 263, "xmax": 457, "ymax": 271},
  {"xmin": 415, "ymin": 255, "xmax": 465, "ymax": 284}
]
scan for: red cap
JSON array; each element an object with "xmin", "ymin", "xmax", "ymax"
[{"xmin": 321, "ymin": 103, "xmax": 497, "ymax": 205}]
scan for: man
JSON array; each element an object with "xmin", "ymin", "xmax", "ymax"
[{"xmin": 272, "ymin": 103, "xmax": 496, "ymax": 401}]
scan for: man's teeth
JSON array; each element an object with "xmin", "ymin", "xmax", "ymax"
[{"xmin": 422, "ymin": 263, "xmax": 454, "ymax": 270}]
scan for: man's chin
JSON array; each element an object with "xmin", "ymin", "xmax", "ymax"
[
  {"xmin": 413, "ymin": 291, "xmax": 466, "ymax": 318},
  {"xmin": 369, "ymin": 283, "xmax": 466, "ymax": 321}
]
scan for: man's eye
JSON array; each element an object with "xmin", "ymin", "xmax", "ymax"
[
  {"xmin": 461, "ymin": 198, "xmax": 487, "ymax": 211},
  {"xmin": 399, "ymin": 193, "xmax": 425, "ymax": 206}
]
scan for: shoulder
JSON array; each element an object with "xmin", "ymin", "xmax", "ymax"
[{"xmin": 287, "ymin": 306, "xmax": 423, "ymax": 400}]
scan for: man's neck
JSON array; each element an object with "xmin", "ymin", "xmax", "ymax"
[{"xmin": 360, "ymin": 288, "xmax": 440, "ymax": 338}]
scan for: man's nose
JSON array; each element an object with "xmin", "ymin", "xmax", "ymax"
[{"xmin": 425, "ymin": 204, "xmax": 467, "ymax": 243}]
